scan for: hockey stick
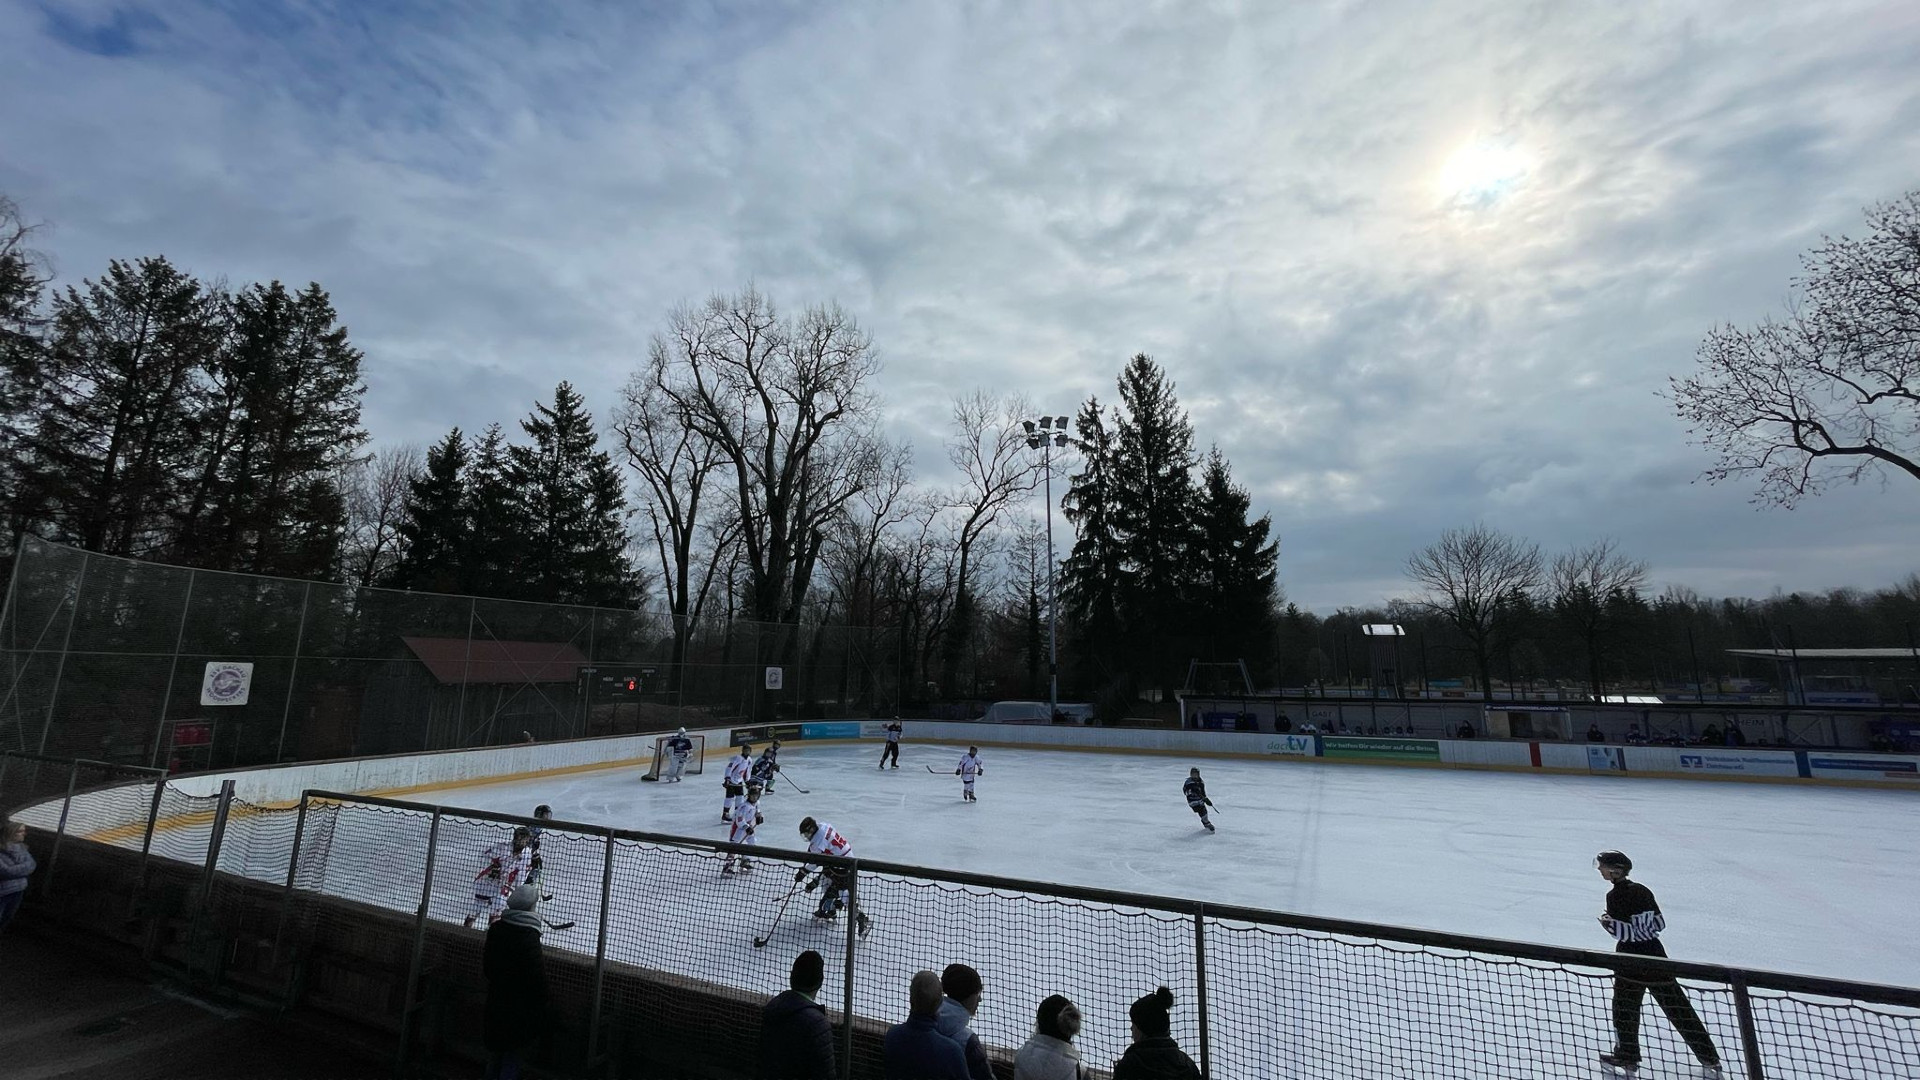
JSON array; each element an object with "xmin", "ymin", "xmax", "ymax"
[
  {"xmin": 776, "ymin": 766, "xmax": 811, "ymax": 795},
  {"xmin": 753, "ymin": 880, "xmax": 805, "ymax": 949},
  {"xmin": 540, "ymin": 914, "xmax": 576, "ymax": 932},
  {"xmin": 926, "ymin": 765, "xmax": 943, "ymax": 774}
]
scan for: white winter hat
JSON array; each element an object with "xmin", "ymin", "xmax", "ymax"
[{"xmin": 507, "ymin": 884, "xmax": 539, "ymax": 911}]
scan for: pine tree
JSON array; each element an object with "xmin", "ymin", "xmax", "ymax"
[
  {"xmin": 390, "ymin": 428, "xmax": 469, "ymax": 592},
  {"xmin": 23, "ymin": 257, "xmax": 225, "ymax": 556},
  {"xmin": 1060, "ymin": 396, "xmax": 1125, "ymax": 685},
  {"xmin": 507, "ymin": 382, "xmax": 637, "ymax": 607},
  {"xmin": 461, "ymin": 423, "xmax": 528, "ymax": 597},
  {"xmin": 1111, "ymin": 354, "xmax": 1200, "ymax": 689},
  {"xmin": 0, "ymin": 198, "xmax": 51, "ymax": 544},
  {"xmin": 1191, "ymin": 448, "xmax": 1280, "ymax": 674},
  {"xmin": 174, "ymin": 281, "xmax": 367, "ymax": 578}
]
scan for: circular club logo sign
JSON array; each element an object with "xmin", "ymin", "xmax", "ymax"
[{"xmin": 201, "ymin": 662, "xmax": 254, "ymax": 706}]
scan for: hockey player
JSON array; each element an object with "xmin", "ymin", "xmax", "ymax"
[
  {"xmin": 722, "ymin": 743, "xmax": 753, "ymax": 822},
  {"xmin": 664, "ymin": 727, "xmax": 695, "ymax": 782},
  {"xmin": 528, "ymin": 804, "xmax": 555, "ymax": 901},
  {"xmin": 1182, "ymin": 768, "xmax": 1216, "ymax": 832},
  {"xmin": 955, "ymin": 746, "xmax": 984, "ymax": 802},
  {"xmin": 465, "ymin": 826, "xmax": 534, "ymax": 928},
  {"xmin": 752, "ymin": 741, "xmax": 782, "ymax": 793},
  {"xmin": 722, "ymin": 784, "xmax": 766, "ymax": 874},
  {"xmin": 1594, "ymin": 851, "xmax": 1723, "ymax": 1078},
  {"xmin": 879, "ymin": 719, "xmax": 903, "ymax": 769},
  {"xmin": 796, "ymin": 816, "xmax": 870, "ymax": 938}
]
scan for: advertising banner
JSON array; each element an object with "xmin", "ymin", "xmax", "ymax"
[
  {"xmin": 1674, "ymin": 751, "xmax": 1800, "ymax": 778},
  {"xmin": 1587, "ymin": 746, "xmax": 1626, "ymax": 772},
  {"xmin": 801, "ymin": 722, "xmax": 862, "ymax": 740},
  {"xmin": 200, "ymin": 662, "xmax": 254, "ymax": 706},
  {"xmin": 1263, "ymin": 734, "xmax": 1318, "ymax": 757},
  {"xmin": 1807, "ymin": 756, "xmax": 1920, "ymax": 781},
  {"xmin": 1322, "ymin": 737, "xmax": 1440, "ymax": 762}
]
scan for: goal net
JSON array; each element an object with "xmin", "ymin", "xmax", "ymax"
[{"xmin": 642, "ymin": 733, "xmax": 706, "ymax": 781}]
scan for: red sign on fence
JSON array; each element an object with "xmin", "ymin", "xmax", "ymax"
[{"xmin": 172, "ymin": 721, "xmax": 212, "ymax": 747}]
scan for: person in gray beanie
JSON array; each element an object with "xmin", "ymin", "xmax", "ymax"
[
  {"xmin": 483, "ymin": 884, "xmax": 546, "ymax": 1080},
  {"xmin": 1014, "ymin": 994, "xmax": 1087, "ymax": 1080}
]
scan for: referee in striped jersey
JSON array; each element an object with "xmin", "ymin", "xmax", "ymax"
[{"xmin": 1595, "ymin": 850, "xmax": 1723, "ymax": 1077}]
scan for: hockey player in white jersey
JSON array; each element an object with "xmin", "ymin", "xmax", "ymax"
[
  {"xmin": 722, "ymin": 744, "xmax": 753, "ymax": 822},
  {"xmin": 464, "ymin": 826, "xmax": 533, "ymax": 928},
  {"xmin": 955, "ymin": 746, "xmax": 984, "ymax": 802},
  {"xmin": 722, "ymin": 783, "xmax": 765, "ymax": 874},
  {"xmin": 664, "ymin": 727, "xmax": 694, "ymax": 782},
  {"xmin": 796, "ymin": 816, "xmax": 870, "ymax": 938}
]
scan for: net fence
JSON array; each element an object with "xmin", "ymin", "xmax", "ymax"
[
  {"xmin": 12, "ymin": 775, "xmax": 1920, "ymax": 1079},
  {"xmin": 0, "ymin": 535, "xmax": 903, "ymax": 772}
]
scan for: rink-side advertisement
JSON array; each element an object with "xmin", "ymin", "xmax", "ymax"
[
  {"xmin": 1672, "ymin": 750, "xmax": 1802, "ymax": 777},
  {"xmin": 1320, "ymin": 736, "xmax": 1441, "ymax": 761}
]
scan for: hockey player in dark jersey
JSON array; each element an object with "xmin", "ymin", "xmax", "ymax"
[
  {"xmin": 1182, "ymin": 768, "xmax": 1216, "ymax": 832},
  {"xmin": 1594, "ymin": 850, "xmax": 1722, "ymax": 1078},
  {"xmin": 752, "ymin": 741, "xmax": 782, "ymax": 793}
]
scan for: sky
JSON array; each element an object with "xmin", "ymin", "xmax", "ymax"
[{"xmin": 3, "ymin": 0, "xmax": 1918, "ymax": 614}]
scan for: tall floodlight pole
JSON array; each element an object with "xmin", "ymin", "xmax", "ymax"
[{"xmin": 1024, "ymin": 415, "xmax": 1072, "ymax": 724}]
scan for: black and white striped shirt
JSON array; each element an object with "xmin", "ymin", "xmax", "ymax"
[{"xmin": 1605, "ymin": 880, "xmax": 1670, "ymax": 957}]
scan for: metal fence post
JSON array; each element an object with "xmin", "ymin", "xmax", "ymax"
[
  {"xmin": 271, "ymin": 794, "xmax": 313, "ymax": 1004},
  {"xmin": 40, "ymin": 758, "xmax": 82, "ymax": 897},
  {"xmin": 34, "ymin": 552, "xmax": 88, "ymax": 755},
  {"xmin": 273, "ymin": 581, "xmax": 313, "ymax": 763},
  {"xmin": 147, "ymin": 568, "xmax": 197, "ymax": 769},
  {"xmin": 186, "ymin": 779, "xmax": 237, "ymax": 987},
  {"xmin": 841, "ymin": 859, "xmax": 857, "ymax": 1080},
  {"xmin": 127, "ymin": 777, "xmax": 168, "ymax": 922},
  {"xmin": 1731, "ymin": 973, "xmax": 1768, "ymax": 1080},
  {"xmin": 586, "ymin": 830, "xmax": 616, "ymax": 1069},
  {"xmin": 397, "ymin": 808, "xmax": 445, "ymax": 1066},
  {"xmin": 1193, "ymin": 905, "xmax": 1213, "ymax": 1080}
]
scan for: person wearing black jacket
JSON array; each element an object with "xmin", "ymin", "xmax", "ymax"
[
  {"xmin": 483, "ymin": 885, "xmax": 547, "ymax": 1080},
  {"xmin": 759, "ymin": 950, "xmax": 836, "ymax": 1079},
  {"xmin": 1594, "ymin": 851, "xmax": 1723, "ymax": 1078},
  {"xmin": 1112, "ymin": 987, "xmax": 1200, "ymax": 1080}
]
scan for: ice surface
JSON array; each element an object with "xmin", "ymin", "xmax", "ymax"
[{"xmin": 439, "ymin": 740, "xmax": 1919, "ymax": 989}]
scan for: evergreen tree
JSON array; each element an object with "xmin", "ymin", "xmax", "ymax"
[
  {"xmin": 389, "ymin": 428, "xmax": 469, "ymax": 592},
  {"xmin": 1191, "ymin": 448, "xmax": 1280, "ymax": 675},
  {"xmin": 174, "ymin": 281, "xmax": 367, "ymax": 578},
  {"xmin": 0, "ymin": 197, "xmax": 51, "ymax": 543},
  {"xmin": 1060, "ymin": 396, "xmax": 1125, "ymax": 687},
  {"xmin": 1111, "ymin": 354, "xmax": 1200, "ymax": 689},
  {"xmin": 507, "ymin": 382, "xmax": 638, "ymax": 607},
  {"xmin": 461, "ymin": 423, "xmax": 528, "ymax": 597},
  {"xmin": 23, "ymin": 257, "xmax": 225, "ymax": 556}
]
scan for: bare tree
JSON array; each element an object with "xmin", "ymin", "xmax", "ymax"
[
  {"xmin": 340, "ymin": 443, "xmax": 422, "ymax": 587},
  {"xmin": 1672, "ymin": 190, "xmax": 1920, "ymax": 506},
  {"xmin": 1550, "ymin": 539, "xmax": 1649, "ymax": 702},
  {"xmin": 939, "ymin": 390, "xmax": 1041, "ymax": 690},
  {"xmin": 649, "ymin": 287, "xmax": 885, "ymax": 653},
  {"xmin": 1405, "ymin": 523, "xmax": 1544, "ymax": 701},
  {"xmin": 615, "ymin": 368, "xmax": 733, "ymax": 693}
]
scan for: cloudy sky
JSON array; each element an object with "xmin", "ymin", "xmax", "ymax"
[{"xmin": 3, "ymin": 0, "xmax": 1917, "ymax": 612}]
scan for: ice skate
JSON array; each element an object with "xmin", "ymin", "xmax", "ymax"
[
  {"xmin": 1698, "ymin": 1066, "xmax": 1723, "ymax": 1080},
  {"xmin": 1204, "ymin": 820, "xmax": 1215, "ymax": 833},
  {"xmin": 856, "ymin": 912, "xmax": 872, "ymax": 939},
  {"xmin": 1597, "ymin": 1052, "xmax": 1638, "ymax": 1076}
]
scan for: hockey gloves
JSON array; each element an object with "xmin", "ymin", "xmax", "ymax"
[
  {"xmin": 804, "ymin": 876, "xmax": 822, "ymax": 893},
  {"xmin": 794, "ymin": 868, "xmax": 809, "ymax": 884}
]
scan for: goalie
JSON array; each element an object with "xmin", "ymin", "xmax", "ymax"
[{"xmin": 664, "ymin": 727, "xmax": 694, "ymax": 783}]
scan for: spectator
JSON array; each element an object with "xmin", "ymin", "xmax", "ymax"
[
  {"xmin": 1456, "ymin": 722, "xmax": 1475, "ymax": 739},
  {"xmin": 885, "ymin": 971, "xmax": 971, "ymax": 1080},
  {"xmin": 1113, "ymin": 987, "xmax": 1200, "ymax": 1080},
  {"xmin": 936, "ymin": 963, "xmax": 993, "ymax": 1080},
  {"xmin": 1624, "ymin": 724, "xmax": 1646, "ymax": 744},
  {"xmin": 0, "ymin": 820, "xmax": 35, "ymax": 935},
  {"xmin": 1700, "ymin": 722, "xmax": 1722, "ymax": 744},
  {"xmin": 482, "ymin": 885, "xmax": 547, "ymax": 1080},
  {"xmin": 1015, "ymin": 994, "xmax": 1087, "ymax": 1080},
  {"xmin": 760, "ymin": 950, "xmax": 835, "ymax": 1079},
  {"xmin": 1725, "ymin": 723, "xmax": 1746, "ymax": 747},
  {"xmin": 1587, "ymin": 723, "xmax": 1606, "ymax": 743}
]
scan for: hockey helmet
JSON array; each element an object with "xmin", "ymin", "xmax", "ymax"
[
  {"xmin": 798, "ymin": 816, "xmax": 818, "ymax": 836},
  {"xmin": 534, "ymin": 804, "xmax": 552, "ymax": 818},
  {"xmin": 1595, "ymin": 850, "xmax": 1632, "ymax": 872},
  {"xmin": 512, "ymin": 825, "xmax": 532, "ymax": 842},
  {"xmin": 677, "ymin": 726, "xmax": 687, "ymax": 737}
]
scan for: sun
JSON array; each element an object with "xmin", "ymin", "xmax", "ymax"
[{"xmin": 1437, "ymin": 140, "xmax": 1532, "ymax": 209}]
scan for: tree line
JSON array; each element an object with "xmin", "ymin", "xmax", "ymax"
[{"xmin": 3, "ymin": 189, "xmax": 1916, "ymax": 714}]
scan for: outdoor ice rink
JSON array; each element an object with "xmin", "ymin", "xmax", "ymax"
[{"xmin": 433, "ymin": 739, "xmax": 1920, "ymax": 989}]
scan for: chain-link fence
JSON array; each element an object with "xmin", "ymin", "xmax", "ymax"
[
  {"xmin": 0, "ymin": 535, "xmax": 903, "ymax": 772},
  {"xmin": 13, "ymin": 775, "xmax": 1917, "ymax": 1080}
]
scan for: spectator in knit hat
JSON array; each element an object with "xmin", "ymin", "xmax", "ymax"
[
  {"xmin": 1113, "ymin": 987, "xmax": 1200, "ymax": 1080},
  {"xmin": 759, "ymin": 950, "xmax": 836, "ymax": 1079},
  {"xmin": 936, "ymin": 962, "xmax": 993, "ymax": 1080},
  {"xmin": 885, "ymin": 971, "xmax": 971, "ymax": 1080},
  {"xmin": 483, "ymin": 884, "xmax": 546, "ymax": 1080},
  {"xmin": 1014, "ymin": 994, "xmax": 1087, "ymax": 1080}
]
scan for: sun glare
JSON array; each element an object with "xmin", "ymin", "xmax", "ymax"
[{"xmin": 1437, "ymin": 140, "xmax": 1532, "ymax": 209}]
